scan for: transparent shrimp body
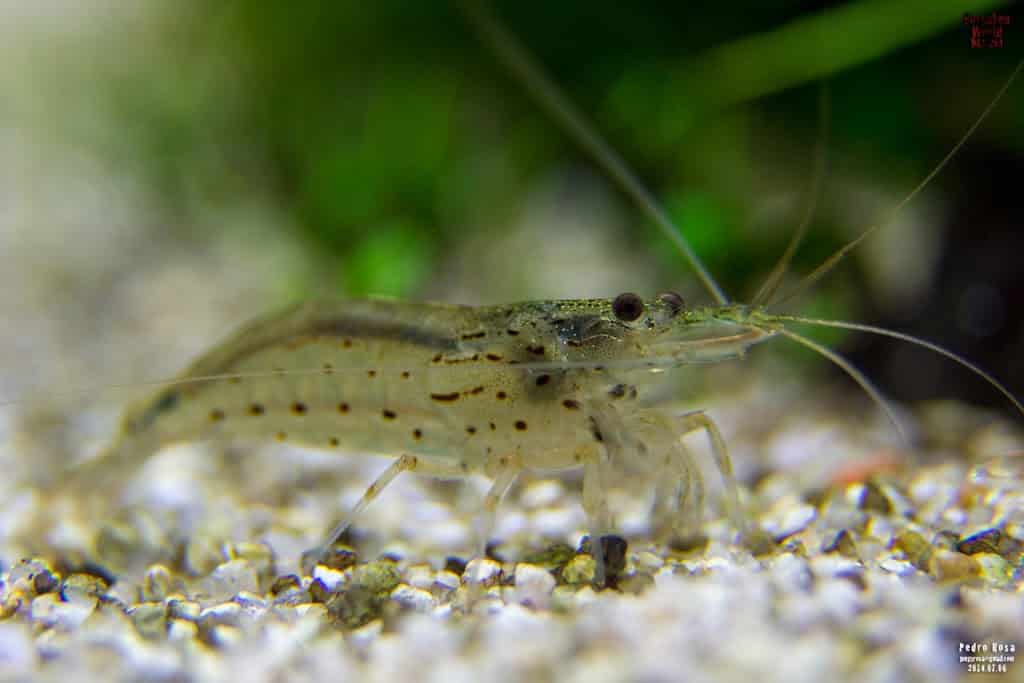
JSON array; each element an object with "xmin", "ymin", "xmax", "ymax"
[{"xmin": 70, "ymin": 295, "xmax": 773, "ymax": 583}]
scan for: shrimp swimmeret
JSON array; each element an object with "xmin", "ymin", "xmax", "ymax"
[{"xmin": 28, "ymin": 8, "xmax": 1024, "ymax": 586}]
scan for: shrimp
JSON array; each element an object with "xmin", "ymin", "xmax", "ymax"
[{"xmin": 17, "ymin": 6, "xmax": 1024, "ymax": 588}]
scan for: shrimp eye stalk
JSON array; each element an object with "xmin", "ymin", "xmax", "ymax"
[{"xmin": 612, "ymin": 292, "xmax": 644, "ymax": 322}]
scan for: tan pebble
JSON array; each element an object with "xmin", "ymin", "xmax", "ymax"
[
  {"xmin": 955, "ymin": 528, "xmax": 1001, "ymax": 556},
  {"xmin": 561, "ymin": 554, "xmax": 595, "ymax": 585},
  {"xmin": 618, "ymin": 572, "xmax": 655, "ymax": 595},
  {"xmin": 893, "ymin": 530, "xmax": 931, "ymax": 570},
  {"xmin": 823, "ymin": 529, "xmax": 860, "ymax": 560},
  {"xmin": 973, "ymin": 553, "xmax": 1013, "ymax": 587},
  {"xmin": 928, "ymin": 550, "xmax": 980, "ymax": 583}
]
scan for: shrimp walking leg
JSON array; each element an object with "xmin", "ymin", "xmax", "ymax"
[
  {"xmin": 319, "ymin": 453, "xmax": 420, "ymax": 550},
  {"xmin": 673, "ymin": 411, "xmax": 747, "ymax": 538},
  {"xmin": 476, "ymin": 463, "xmax": 519, "ymax": 556},
  {"xmin": 582, "ymin": 445, "xmax": 614, "ymax": 586},
  {"xmin": 652, "ymin": 429, "xmax": 705, "ymax": 539}
]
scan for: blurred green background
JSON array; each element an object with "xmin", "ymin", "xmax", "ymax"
[{"xmin": 1, "ymin": 0, "xmax": 1021, "ymax": 412}]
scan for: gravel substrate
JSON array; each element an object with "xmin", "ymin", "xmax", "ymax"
[{"xmin": 2, "ymin": 410, "xmax": 1022, "ymax": 683}]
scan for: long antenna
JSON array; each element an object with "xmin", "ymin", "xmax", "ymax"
[
  {"xmin": 751, "ymin": 82, "xmax": 831, "ymax": 306},
  {"xmin": 775, "ymin": 314, "xmax": 1024, "ymax": 417},
  {"xmin": 458, "ymin": 0, "xmax": 730, "ymax": 305},
  {"xmin": 772, "ymin": 58, "xmax": 1024, "ymax": 307},
  {"xmin": 774, "ymin": 326, "xmax": 909, "ymax": 445}
]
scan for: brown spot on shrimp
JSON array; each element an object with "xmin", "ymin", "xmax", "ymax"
[{"xmin": 431, "ymin": 392, "xmax": 461, "ymax": 403}]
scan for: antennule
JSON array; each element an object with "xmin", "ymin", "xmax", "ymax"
[
  {"xmin": 751, "ymin": 82, "xmax": 831, "ymax": 307},
  {"xmin": 457, "ymin": 0, "xmax": 730, "ymax": 304},
  {"xmin": 772, "ymin": 58, "xmax": 1024, "ymax": 307}
]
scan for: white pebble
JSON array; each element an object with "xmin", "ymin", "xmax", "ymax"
[
  {"xmin": 879, "ymin": 557, "xmax": 916, "ymax": 576},
  {"xmin": 312, "ymin": 565, "xmax": 348, "ymax": 591},
  {"xmin": 0, "ymin": 622, "xmax": 35, "ymax": 671},
  {"xmin": 390, "ymin": 584, "xmax": 436, "ymax": 613},
  {"xmin": 462, "ymin": 558, "xmax": 502, "ymax": 586},
  {"xmin": 30, "ymin": 592, "xmax": 96, "ymax": 629},
  {"xmin": 761, "ymin": 500, "xmax": 817, "ymax": 539},
  {"xmin": 167, "ymin": 618, "xmax": 198, "ymax": 641},
  {"xmin": 202, "ymin": 560, "xmax": 260, "ymax": 600},
  {"xmin": 512, "ymin": 563, "xmax": 557, "ymax": 609}
]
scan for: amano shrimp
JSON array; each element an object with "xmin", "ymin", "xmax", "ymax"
[{"xmin": 27, "ymin": 6, "xmax": 1024, "ymax": 586}]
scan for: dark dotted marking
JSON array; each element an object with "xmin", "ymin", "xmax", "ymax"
[
  {"xmin": 248, "ymin": 403, "xmax": 265, "ymax": 416},
  {"xmin": 460, "ymin": 462, "xmax": 469, "ymax": 473},
  {"xmin": 431, "ymin": 392, "xmax": 461, "ymax": 403},
  {"xmin": 485, "ymin": 353, "xmax": 503, "ymax": 362},
  {"xmin": 499, "ymin": 455, "xmax": 509, "ymax": 466},
  {"xmin": 526, "ymin": 345, "xmax": 545, "ymax": 356},
  {"xmin": 461, "ymin": 331, "xmax": 487, "ymax": 340},
  {"xmin": 342, "ymin": 339, "xmax": 353, "ymax": 348},
  {"xmin": 589, "ymin": 417, "xmax": 604, "ymax": 442},
  {"xmin": 535, "ymin": 374, "xmax": 551, "ymax": 387},
  {"xmin": 443, "ymin": 353, "xmax": 480, "ymax": 365},
  {"xmin": 367, "ymin": 370, "xmax": 377, "ymax": 378},
  {"xmin": 496, "ymin": 391, "xmax": 507, "ymax": 400},
  {"xmin": 468, "ymin": 386, "xmax": 485, "ymax": 395},
  {"xmin": 338, "ymin": 402, "xmax": 350, "ymax": 414},
  {"xmin": 412, "ymin": 429, "xmax": 423, "ymax": 440},
  {"xmin": 574, "ymin": 453, "xmax": 583, "ymax": 463},
  {"xmin": 329, "ymin": 437, "xmax": 340, "ymax": 447},
  {"xmin": 466, "ymin": 426, "xmax": 477, "ymax": 435},
  {"xmin": 292, "ymin": 402, "xmax": 308, "ymax": 415},
  {"xmin": 566, "ymin": 339, "xmax": 582, "ymax": 348},
  {"xmin": 209, "ymin": 409, "xmax": 225, "ymax": 422},
  {"xmin": 323, "ymin": 363, "xmax": 334, "ymax": 375},
  {"xmin": 608, "ymin": 384, "xmax": 626, "ymax": 399},
  {"xmin": 382, "ymin": 409, "xmax": 397, "ymax": 420},
  {"xmin": 401, "ymin": 371, "xmax": 411, "ymax": 379},
  {"xmin": 515, "ymin": 420, "xmax": 527, "ymax": 431},
  {"xmin": 274, "ymin": 368, "xmax": 286, "ymax": 376},
  {"xmin": 489, "ymin": 422, "xmax": 496, "ymax": 431},
  {"xmin": 506, "ymin": 329, "xmax": 520, "ymax": 336},
  {"xmin": 432, "ymin": 353, "xmax": 443, "ymax": 363},
  {"xmin": 276, "ymin": 432, "xmax": 287, "ymax": 441},
  {"xmin": 562, "ymin": 399, "xmax": 581, "ymax": 410}
]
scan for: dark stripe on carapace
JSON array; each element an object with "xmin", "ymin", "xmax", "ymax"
[
  {"xmin": 460, "ymin": 330, "xmax": 487, "ymax": 340},
  {"xmin": 431, "ymin": 392, "xmax": 461, "ymax": 402},
  {"xmin": 183, "ymin": 312, "xmax": 460, "ymax": 387}
]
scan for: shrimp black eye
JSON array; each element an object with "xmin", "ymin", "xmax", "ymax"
[
  {"xmin": 657, "ymin": 291, "xmax": 685, "ymax": 317},
  {"xmin": 612, "ymin": 292, "xmax": 644, "ymax": 322}
]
